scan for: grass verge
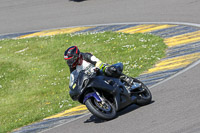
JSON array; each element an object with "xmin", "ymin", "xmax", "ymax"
[{"xmin": 0, "ymin": 31, "xmax": 167, "ymax": 133}]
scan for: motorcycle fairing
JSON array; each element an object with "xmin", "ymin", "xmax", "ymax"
[{"xmin": 69, "ymin": 70, "xmax": 90, "ymax": 101}]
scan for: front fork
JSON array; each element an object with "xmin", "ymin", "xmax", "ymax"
[
  {"xmin": 92, "ymin": 88, "xmax": 106, "ymax": 104},
  {"xmin": 83, "ymin": 89, "xmax": 105, "ymax": 104}
]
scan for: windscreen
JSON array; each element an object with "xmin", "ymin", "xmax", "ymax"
[{"xmin": 69, "ymin": 70, "xmax": 79, "ymax": 87}]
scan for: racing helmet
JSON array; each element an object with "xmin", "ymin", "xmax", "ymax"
[{"xmin": 64, "ymin": 46, "xmax": 80, "ymax": 68}]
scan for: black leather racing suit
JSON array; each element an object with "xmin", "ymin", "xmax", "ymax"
[
  {"xmin": 68, "ymin": 52, "xmax": 100, "ymax": 73},
  {"xmin": 68, "ymin": 52, "xmax": 133, "ymax": 85}
]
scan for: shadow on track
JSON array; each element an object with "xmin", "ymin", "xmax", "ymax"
[
  {"xmin": 69, "ymin": 0, "xmax": 87, "ymax": 2},
  {"xmin": 84, "ymin": 101, "xmax": 154, "ymax": 123}
]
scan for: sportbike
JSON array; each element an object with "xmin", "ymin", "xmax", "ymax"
[{"xmin": 69, "ymin": 63, "xmax": 152, "ymax": 120}]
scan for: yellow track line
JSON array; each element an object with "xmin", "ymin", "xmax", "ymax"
[
  {"xmin": 44, "ymin": 105, "xmax": 87, "ymax": 120},
  {"xmin": 165, "ymin": 30, "xmax": 200, "ymax": 47},
  {"xmin": 18, "ymin": 27, "xmax": 93, "ymax": 39},
  {"xmin": 117, "ymin": 24, "xmax": 155, "ymax": 33},
  {"xmin": 133, "ymin": 24, "xmax": 176, "ymax": 33},
  {"xmin": 144, "ymin": 53, "xmax": 200, "ymax": 74},
  {"xmin": 117, "ymin": 24, "xmax": 176, "ymax": 34}
]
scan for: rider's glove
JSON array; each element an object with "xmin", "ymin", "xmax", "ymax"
[
  {"xmin": 95, "ymin": 61, "xmax": 119, "ymax": 77},
  {"xmin": 104, "ymin": 66, "xmax": 116, "ymax": 77},
  {"xmin": 95, "ymin": 61, "xmax": 108, "ymax": 70}
]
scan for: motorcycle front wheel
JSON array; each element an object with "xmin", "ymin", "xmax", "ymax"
[{"xmin": 85, "ymin": 98, "xmax": 116, "ymax": 120}]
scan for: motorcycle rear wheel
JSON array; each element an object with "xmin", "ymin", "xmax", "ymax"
[
  {"xmin": 85, "ymin": 98, "xmax": 116, "ymax": 120},
  {"xmin": 132, "ymin": 78, "xmax": 152, "ymax": 106}
]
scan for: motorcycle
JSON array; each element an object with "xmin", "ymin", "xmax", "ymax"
[{"xmin": 69, "ymin": 63, "xmax": 152, "ymax": 120}]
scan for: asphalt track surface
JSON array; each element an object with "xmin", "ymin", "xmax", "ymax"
[
  {"xmin": 1, "ymin": 0, "xmax": 200, "ymax": 133},
  {"xmin": 0, "ymin": 0, "xmax": 200, "ymax": 35}
]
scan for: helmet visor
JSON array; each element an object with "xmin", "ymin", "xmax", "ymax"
[
  {"xmin": 66, "ymin": 58, "xmax": 74, "ymax": 66},
  {"xmin": 66, "ymin": 56, "xmax": 78, "ymax": 67}
]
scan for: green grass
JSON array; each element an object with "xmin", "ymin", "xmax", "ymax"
[{"xmin": 0, "ymin": 31, "xmax": 167, "ymax": 133}]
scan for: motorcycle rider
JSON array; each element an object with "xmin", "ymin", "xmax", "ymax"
[{"xmin": 64, "ymin": 46, "xmax": 133, "ymax": 86}]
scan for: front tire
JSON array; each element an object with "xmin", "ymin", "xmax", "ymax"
[{"xmin": 85, "ymin": 98, "xmax": 116, "ymax": 120}]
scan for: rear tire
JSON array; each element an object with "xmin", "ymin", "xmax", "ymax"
[
  {"xmin": 85, "ymin": 98, "xmax": 116, "ymax": 120},
  {"xmin": 132, "ymin": 78, "xmax": 152, "ymax": 106}
]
